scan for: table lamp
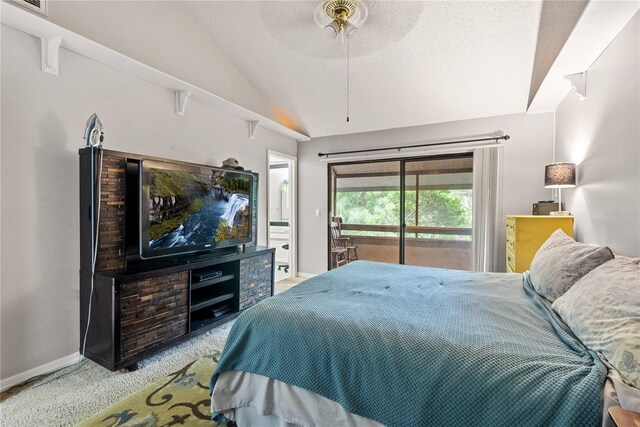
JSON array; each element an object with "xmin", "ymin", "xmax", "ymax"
[{"xmin": 544, "ymin": 162, "xmax": 576, "ymax": 216}]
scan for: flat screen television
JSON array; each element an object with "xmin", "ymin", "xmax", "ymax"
[{"xmin": 139, "ymin": 160, "xmax": 253, "ymax": 259}]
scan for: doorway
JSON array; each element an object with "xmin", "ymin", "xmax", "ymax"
[
  {"xmin": 268, "ymin": 151, "xmax": 297, "ymax": 282},
  {"xmin": 328, "ymin": 153, "xmax": 473, "ymax": 270}
]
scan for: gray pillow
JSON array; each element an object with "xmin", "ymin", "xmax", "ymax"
[
  {"xmin": 552, "ymin": 258, "xmax": 640, "ymax": 389},
  {"xmin": 529, "ymin": 229, "xmax": 614, "ymax": 302}
]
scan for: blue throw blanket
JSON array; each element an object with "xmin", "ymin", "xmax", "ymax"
[{"xmin": 211, "ymin": 261, "xmax": 606, "ymax": 426}]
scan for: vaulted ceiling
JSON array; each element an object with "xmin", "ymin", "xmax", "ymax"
[{"xmin": 181, "ymin": 1, "xmax": 574, "ymax": 138}]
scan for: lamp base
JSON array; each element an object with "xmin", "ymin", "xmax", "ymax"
[{"xmin": 550, "ymin": 211, "xmax": 572, "ymax": 216}]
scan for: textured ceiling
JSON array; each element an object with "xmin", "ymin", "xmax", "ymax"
[
  {"xmin": 527, "ymin": 0, "xmax": 588, "ymax": 108},
  {"xmin": 182, "ymin": 1, "xmax": 543, "ymax": 138}
]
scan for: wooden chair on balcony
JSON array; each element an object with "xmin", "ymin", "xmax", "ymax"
[
  {"xmin": 331, "ymin": 219, "xmax": 359, "ymax": 263},
  {"xmin": 330, "ymin": 222, "xmax": 349, "ymax": 268}
]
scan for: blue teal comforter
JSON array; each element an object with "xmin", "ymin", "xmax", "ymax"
[{"xmin": 211, "ymin": 261, "xmax": 606, "ymax": 426}]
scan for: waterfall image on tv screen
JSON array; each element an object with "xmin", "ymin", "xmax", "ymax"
[{"xmin": 146, "ymin": 167, "xmax": 251, "ymax": 252}]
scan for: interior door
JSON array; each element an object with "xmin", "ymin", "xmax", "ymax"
[{"xmin": 269, "ymin": 153, "xmax": 294, "ymax": 281}]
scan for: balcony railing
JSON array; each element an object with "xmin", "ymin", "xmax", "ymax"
[
  {"xmin": 336, "ymin": 223, "xmax": 473, "ymax": 270},
  {"xmin": 340, "ymin": 223, "xmax": 472, "ymax": 237}
]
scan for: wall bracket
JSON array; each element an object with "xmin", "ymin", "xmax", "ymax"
[
  {"xmin": 1, "ymin": 1, "xmax": 310, "ymax": 141},
  {"xmin": 563, "ymin": 71, "xmax": 587, "ymax": 100},
  {"xmin": 175, "ymin": 90, "xmax": 190, "ymax": 116},
  {"xmin": 248, "ymin": 120, "xmax": 260, "ymax": 139},
  {"xmin": 40, "ymin": 36, "xmax": 61, "ymax": 76}
]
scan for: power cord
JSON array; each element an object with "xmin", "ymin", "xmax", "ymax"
[
  {"xmin": 3, "ymin": 125, "xmax": 106, "ymax": 394},
  {"xmin": 9, "ymin": 358, "xmax": 92, "ymax": 393},
  {"xmin": 81, "ymin": 145, "xmax": 104, "ymax": 362}
]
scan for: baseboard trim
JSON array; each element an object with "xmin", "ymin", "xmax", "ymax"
[
  {"xmin": 297, "ymin": 272, "xmax": 318, "ymax": 278},
  {"xmin": 0, "ymin": 352, "xmax": 80, "ymax": 392}
]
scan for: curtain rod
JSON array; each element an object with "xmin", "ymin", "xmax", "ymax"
[{"xmin": 317, "ymin": 135, "xmax": 510, "ymax": 158}]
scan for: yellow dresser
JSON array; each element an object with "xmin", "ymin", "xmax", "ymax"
[{"xmin": 506, "ymin": 215, "xmax": 574, "ymax": 273}]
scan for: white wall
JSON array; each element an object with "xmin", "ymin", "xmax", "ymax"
[
  {"xmin": 0, "ymin": 25, "xmax": 296, "ymax": 381},
  {"xmin": 298, "ymin": 112, "xmax": 554, "ymax": 274},
  {"xmin": 555, "ymin": 12, "xmax": 640, "ymax": 256},
  {"xmin": 40, "ymin": 0, "xmax": 274, "ymax": 121}
]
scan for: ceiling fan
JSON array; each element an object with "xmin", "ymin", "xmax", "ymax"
[
  {"xmin": 314, "ymin": 0, "xmax": 369, "ymax": 123},
  {"xmin": 314, "ymin": 0, "xmax": 369, "ymax": 44}
]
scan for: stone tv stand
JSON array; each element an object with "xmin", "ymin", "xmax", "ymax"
[{"xmin": 78, "ymin": 148, "xmax": 274, "ymax": 371}]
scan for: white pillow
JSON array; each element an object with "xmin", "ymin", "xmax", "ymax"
[
  {"xmin": 615, "ymin": 254, "xmax": 640, "ymax": 265},
  {"xmin": 529, "ymin": 229, "xmax": 614, "ymax": 302},
  {"xmin": 552, "ymin": 257, "xmax": 640, "ymax": 389}
]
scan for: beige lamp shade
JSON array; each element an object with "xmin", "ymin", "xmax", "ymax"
[{"xmin": 544, "ymin": 162, "xmax": 576, "ymax": 188}]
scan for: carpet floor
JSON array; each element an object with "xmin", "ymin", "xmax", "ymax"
[
  {"xmin": 0, "ymin": 322, "xmax": 232, "ymax": 427},
  {"xmin": 0, "ymin": 277, "xmax": 307, "ymax": 426},
  {"xmin": 79, "ymin": 353, "xmax": 222, "ymax": 426}
]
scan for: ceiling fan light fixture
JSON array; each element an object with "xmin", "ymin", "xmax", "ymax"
[
  {"xmin": 344, "ymin": 20, "xmax": 358, "ymax": 39},
  {"xmin": 314, "ymin": 0, "xmax": 368, "ymax": 43},
  {"xmin": 335, "ymin": 26, "xmax": 346, "ymax": 44},
  {"xmin": 324, "ymin": 21, "xmax": 340, "ymax": 40}
]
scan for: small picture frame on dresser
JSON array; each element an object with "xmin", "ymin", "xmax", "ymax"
[{"xmin": 532, "ymin": 202, "xmax": 563, "ymax": 215}]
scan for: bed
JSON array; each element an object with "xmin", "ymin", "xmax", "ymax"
[{"xmin": 208, "ymin": 258, "xmax": 637, "ymax": 426}]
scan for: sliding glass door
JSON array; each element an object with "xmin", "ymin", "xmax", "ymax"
[
  {"xmin": 403, "ymin": 156, "xmax": 473, "ymax": 269},
  {"xmin": 328, "ymin": 154, "xmax": 473, "ymax": 270},
  {"xmin": 330, "ymin": 161, "xmax": 401, "ymax": 266}
]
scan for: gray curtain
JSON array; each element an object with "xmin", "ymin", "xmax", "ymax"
[{"xmin": 472, "ymin": 146, "xmax": 504, "ymax": 272}]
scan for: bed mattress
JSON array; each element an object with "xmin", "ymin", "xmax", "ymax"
[{"xmin": 211, "ymin": 261, "xmax": 607, "ymax": 426}]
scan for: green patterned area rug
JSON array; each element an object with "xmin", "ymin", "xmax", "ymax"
[{"xmin": 80, "ymin": 354, "xmax": 222, "ymax": 426}]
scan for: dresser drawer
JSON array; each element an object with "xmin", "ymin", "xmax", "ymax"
[
  {"xmin": 505, "ymin": 215, "xmax": 574, "ymax": 273},
  {"xmin": 506, "ymin": 220, "xmax": 516, "ymax": 241},
  {"xmin": 506, "ymin": 246, "xmax": 516, "ymax": 272}
]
